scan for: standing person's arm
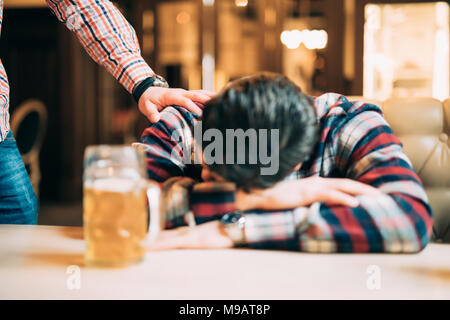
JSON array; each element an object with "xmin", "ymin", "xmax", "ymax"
[{"xmin": 46, "ymin": 0, "xmax": 213, "ymax": 122}]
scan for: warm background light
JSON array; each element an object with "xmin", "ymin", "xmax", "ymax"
[
  {"xmin": 363, "ymin": 2, "xmax": 449, "ymax": 100},
  {"xmin": 280, "ymin": 29, "xmax": 328, "ymax": 50},
  {"xmin": 235, "ymin": 0, "xmax": 248, "ymax": 8},
  {"xmin": 203, "ymin": 0, "xmax": 214, "ymax": 7},
  {"xmin": 176, "ymin": 11, "xmax": 191, "ymax": 25}
]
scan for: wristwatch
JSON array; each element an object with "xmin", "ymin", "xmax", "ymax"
[
  {"xmin": 220, "ymin": 212, "xmax": 246, "ymax": 246},
  {"xmin": 133, "ymin": 74, "xmax": 169, "ymax": 103}
]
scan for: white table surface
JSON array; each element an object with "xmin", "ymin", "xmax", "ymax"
[{"xmin": 0, "ymin": 224, "xmax": 449, "ymax": 300}]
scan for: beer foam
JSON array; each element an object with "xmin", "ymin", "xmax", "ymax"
[{"xmin": 85, "ymin": 178, "xmax": 142, "ymax": 192}]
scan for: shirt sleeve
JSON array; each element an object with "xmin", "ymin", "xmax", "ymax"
[
  {"xmin": 139, "ymin": 106, "xmax": 197, "ymax": 181},
  {"xmin": 46, "ymin": 0, "xmax": 154, "ymax": 93},
  {"xmin": 243, "ymin": 110, "xmax": 433, "ymax": 253},
  {"xmin": 139, "ymin": 106, "xmax": 237, "ymax": 227}
]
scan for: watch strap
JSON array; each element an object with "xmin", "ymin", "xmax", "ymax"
[{"xmin": 133, "ymin": 75, "xmax": 169, "ymax": 103}]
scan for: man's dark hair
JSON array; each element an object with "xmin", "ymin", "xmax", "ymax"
[{"xmin": 201, "ymin": 72, "xmax": 318, "ymax": 190}]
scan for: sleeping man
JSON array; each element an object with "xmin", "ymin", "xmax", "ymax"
[{"xmin": 137, "ymin": 72, "xmax": 432, "ymax": 253}]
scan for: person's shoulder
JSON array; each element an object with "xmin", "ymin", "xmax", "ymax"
[
  {"xmin": 140, "ymin": 105, "xmax": 198, "ymax": 143},
  {"xmin": 315, "ymin": 93, "xmax": 390, "ymax": 147},
  {"xmin": 160, "ymin": 106, "xmax": 199, "ymax": 126},
  {"xmin": 145, "ymin": 105, "xmax": 199, "ymax": 132},
  {"xmin": 314, "ymin": 93, "xmax": 383, "ymax": 118}
]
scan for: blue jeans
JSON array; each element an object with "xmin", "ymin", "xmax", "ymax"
[{"xmin": 0, "ymin": 131, "xmax": 38, "ymax": 224}]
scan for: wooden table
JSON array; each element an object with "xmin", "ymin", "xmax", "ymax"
[{"xmin": 0, "ymin": 225, "xmax": 449, "ymax": 299}]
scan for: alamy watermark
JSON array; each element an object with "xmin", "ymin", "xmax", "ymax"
[
  {"xmin": 66, "ymin": 265, "xmax": 81, "ymax": 290},
  {"xmin": 170, "ymin": 121, "xmax": 280, "ymax": 176},
  {"xmin": 366, "ymin": 265, "xmax": 381, "ymax": 290}
]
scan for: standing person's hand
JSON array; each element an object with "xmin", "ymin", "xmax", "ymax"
[{"xmin": 138, "ymin": 87, "xmax": 216, "ymax": 123}]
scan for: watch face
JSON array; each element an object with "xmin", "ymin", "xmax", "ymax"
[
  {"xmin": 221, "ymin": 212, "xmax": 243, "ymax": 225},
  {"xmin": 221, "ymin": 212, "xmax": 246, "ymax": 245},
  {"xmin": 153, "ymin": 75, "xmax": 169, "ymax": 88}
]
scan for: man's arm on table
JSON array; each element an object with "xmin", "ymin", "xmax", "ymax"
[{"xmin": 140, "ymin": 106, "xmax": 433, "ymax": 253}]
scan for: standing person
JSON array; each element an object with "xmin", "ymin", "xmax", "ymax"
[{"xmin": 0, "ymin": 0, "xmax": 214, "ymax": 225}]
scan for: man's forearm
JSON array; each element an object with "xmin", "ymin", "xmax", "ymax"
[
  {"xmin": 47, "ymin": 0, "xmax": 154, "ymax": 93},
  {"xmin": 184, "ymin": 179, "xmax": 432, "ymax": 253},
  {"xmin": 241, "ymin": 191, "xmax": 431, "ymax": 253}
]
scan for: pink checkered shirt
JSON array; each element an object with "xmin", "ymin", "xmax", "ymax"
[{"xmin": 0, "ymin": 0, "xmax": 154, "ymax": 141}]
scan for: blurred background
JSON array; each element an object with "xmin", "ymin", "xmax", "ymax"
[{"xmin": 1, "ymin": 0, "xmax": 449, "ymax": 226}]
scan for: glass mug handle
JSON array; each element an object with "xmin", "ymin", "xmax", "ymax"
[{"xmin": 143, "ymin": 180, "xmax": 164, "ymax": 247}]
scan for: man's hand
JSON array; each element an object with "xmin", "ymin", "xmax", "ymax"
[
  {"xmin": 148, "ymin": 221, "xmax": 233, "ymax": 251},
  {"xmin": 138, "ymin": 87, "xmax": 215, "ymax": 123},
  {"xmin": 236, "ymin": 177, "xmax": 381, "ymax": 211}
]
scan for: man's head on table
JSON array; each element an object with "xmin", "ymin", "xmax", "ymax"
[
  {"xmin": 198, "ymin": 72, "xmax": 318, "ymax": 191},
  {"xmin": 194, "ymin": 73, "xmax": 374, "ymax": 209},
  {"xmin": 140, "ymin": 72, "xmax": 431, "ymax": 252}
]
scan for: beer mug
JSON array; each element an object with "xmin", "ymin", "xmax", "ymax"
[{"xmin": 83, "ymin": 145, "xmax": 163, "ymax": 267}]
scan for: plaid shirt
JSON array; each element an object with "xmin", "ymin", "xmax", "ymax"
[
  {"xmin": 0, "ymin": 0, "xmax": 153, "ymax": 141},
  {"xmin": 139, "ymin": 93, "xmax": 433, "ymax": 253}
]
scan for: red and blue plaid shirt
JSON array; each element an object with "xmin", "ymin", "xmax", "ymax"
[
  {"xmin": 138, "ymin": 93, "xmax": 433, "ymax": 253},
  {"xmin": 0, "ymin": 0, "xmax": 153, "ymax": 141}
]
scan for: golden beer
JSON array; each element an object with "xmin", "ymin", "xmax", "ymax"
[{"xmin": 83, "ymin": 178, "xmax": 148, "ymax": 267}]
